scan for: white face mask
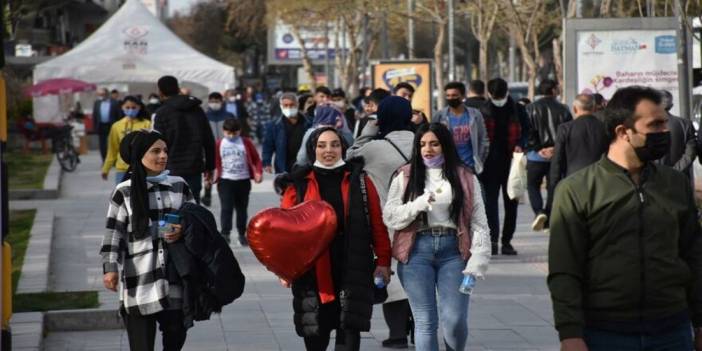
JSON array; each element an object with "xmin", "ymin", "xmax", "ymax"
[
  {"xmin": 228, "ymin": 96, "xmax": 237, "ymax": 102},
  {"xmin": 149, "ymin": 98, "xmax": 159, "ymax": 104},
  {"xmin": 208, "ymin": 102, "xmax": 222, "ymax": 110},
  {"xmin": 491, "ymin": 98, "xmax": 508, "ymax": 107},
  {"xmin": 313, "ymin": 159, "xmax": 346, "ymax": 170},
  {"xmin": 281, "ymin": 107, "xmax": 298, "ymax": 118},
  {"xmin": 332, "ymin": 100, "xmax": 345, "ymax": 109}
]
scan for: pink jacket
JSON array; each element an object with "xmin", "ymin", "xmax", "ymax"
[{"xmin": 391, "ymin": 164, "xmax": 475, "ymax": 264}]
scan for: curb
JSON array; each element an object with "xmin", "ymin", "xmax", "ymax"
[
  {"xmin": 9, "ymin": 312, "xmax": 44, "ymax": 351},
  {"xmin": 9, "ymin": 157, "xmax": 62, "ymax": 200},
  {"xmin": 16, "ymin": 208, "xmax": 55, "ymax": 294},
  {"xmin": 45, "ymin": 308, "xmax": 122, "ymax": 332}
]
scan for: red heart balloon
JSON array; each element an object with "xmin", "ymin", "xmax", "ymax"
[{"xmin": 246, "ymin": 200, "xmax": 337, "ymax": 281}]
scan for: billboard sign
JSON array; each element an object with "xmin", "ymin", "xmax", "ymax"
[
  {"xmin": 576, "ymin": 29, "xmax": 679, "ymax": 114},
  {"xmin": 565, "ymin": 18, "xmax": 689, "ymax": 117},
  {"xmin": 268, "ymin": 21, "xmax": 349, "ymax": 65},
  {"xmin": 372, "ymin": 61, "xmax": 433, "ymax": 118}
]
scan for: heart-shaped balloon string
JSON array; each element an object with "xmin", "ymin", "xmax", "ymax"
[{"xmin": 247, "ymin": 200, "xmax": 337, "ymax": 282}]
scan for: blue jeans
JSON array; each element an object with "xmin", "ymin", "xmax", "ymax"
[
  {"xmin": 584, "ymin": 323, "xmax": 693, "ymax": 351},
  {"xmin": 398, "ymin": 234, "xmax": 469, "ymax": 351},
  {"xmin": 114, "ymin": 171, "xmax": 125, "ymax": 185},
  {"xmin": 180, "ymin": 174, "xmax": 202, "ymax": 204}
]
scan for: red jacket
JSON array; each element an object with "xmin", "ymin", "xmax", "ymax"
[
  {"xmin": 214, "ymin": 137, "xmax": 263, "ymax": 182},
  {"xmin": 281, "ymin": 170, "xmax": 391, "ymax": 304}
]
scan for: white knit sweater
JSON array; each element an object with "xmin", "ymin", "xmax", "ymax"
[{"xmin": 383, "ymin": 171, "xmax": 491, "ymax": 279}]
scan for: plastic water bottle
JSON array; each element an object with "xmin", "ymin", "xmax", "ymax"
[
  {"xmin": 374, "ymin": 275, "xmax": 385, "ymax": 289},
  {"xmin": 459, "ymin": 274, "xmax": 476, "ymax": 295}
]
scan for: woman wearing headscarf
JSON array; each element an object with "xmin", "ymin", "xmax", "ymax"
[
  {"xmin": 100, "ymin": 130, "xmax": 194, "ymax": 351},
  {"xmin": 101, "ymin": 96, "xmax": 151, "ymax": 184},
  {"xmin": 295, "ymin": 103, "xmax": 354, "ymax": 166},
  {"xmin": 279, "ymin": 126, "xmax": 391, "ymax": 351},
  {"xmin": 346, "ymin": 95, "xmax": 416, "ymax": 347}
]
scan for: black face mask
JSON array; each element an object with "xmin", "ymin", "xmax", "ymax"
[
  {"xmin": 446, "ymin": 98, "xmax": 462, "ymax": 108},
  {"xmin": 631, "ymin": 131, "xmax": 670, "ymax": 162}
]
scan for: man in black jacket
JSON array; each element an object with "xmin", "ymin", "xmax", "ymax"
[
  {"xmin": 479, "ymin": 78, "xmax": 528, "ymax": 256},
  {"xmin": 525, "ymin": 79, "xmax": 572, "ymax": 232},
  {"xmin": 658, "ymin": 90, "xmax": 697, "ymax": 179},
  {"xmin": 92, "ymin": 88, "xmax": 121, "ymax": 161},
  {"xmin": 464, "ymin": 79, "xmax": 487, "ymax": 110},
  {"xmin": 549, "ymin": 94, "xmax": 608, "ymax": 191},
  {"xmin": 153, "ymin": 76, "xmax": 215, "ymax": 204}
]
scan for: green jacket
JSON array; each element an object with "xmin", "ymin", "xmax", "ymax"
[{"xmin": 548, "ymin": 156, "xmax": 702, "ymax": 340}]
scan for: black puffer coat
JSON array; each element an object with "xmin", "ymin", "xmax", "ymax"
[{"xmin": 286, "ymin": 159, "xmax": 376, "ymax": 337}]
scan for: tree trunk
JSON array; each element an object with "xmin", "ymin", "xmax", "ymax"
[
  {"xmin": 435, "ymin": 20, "xmax": 447, "ymax": 109},
  {"xmin": 479, "ymin": 40, "xmax": 489, "ymax": 82},
  {"xmin": 290, "ymin": 25, "xmax": 317, "ymax": 90},
  {"xmin": 600, "ymin": 0, "xmax": 613, "ymax": 17}
]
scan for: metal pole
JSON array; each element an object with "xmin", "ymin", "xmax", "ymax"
[
  {"xmin": 465, "ymin": 13, "xmax": 472, "ymax": 82},
  {"xmin": 408, "ymin": 0, "xmax": 415, "ymax": 59},
  {"xmin": 509, "ymin": 37, "xmax": 516, "ymax": 82},
  {"xmin": 381, "ymin": 13, "xmax": 389, "ymax": 59},
  {"xmin": 361, "ymin": 13, "xmax": 369, "ymax": 87},
  {"xmin": 674, "ymin": 0, "xmax": 691, "ymax": 118},
  {"xmin": 325, "ymin": 23, "xmax": 331, "ymax": 87},
  {"xmin": 448, "ymin": 0, "xmax": 455, "ymax": 81}
]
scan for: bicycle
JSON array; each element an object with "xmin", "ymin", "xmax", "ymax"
[{"xmin": 51, "ymin": 124, "xmax": 80, "ymax": 172}]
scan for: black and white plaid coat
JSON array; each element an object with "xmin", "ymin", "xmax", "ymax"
[{"xmin": 100, "ymin": 176, "xmax": 193, "ymax": 315}]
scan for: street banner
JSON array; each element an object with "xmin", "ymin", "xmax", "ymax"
[
  {"xmin": 372, "ymin": 60, "xmax": 433, "ymax": 119},
  {"xmin": 576, "ymin": 29, "xmax": 679, "ymax": 115},
  {"xmin": 565, "ymin": 18, "xmax": 689, "ymax": 118},
  {"xmin": 267, "ymin": 21, "xmax": 350, "ymax": 65}
]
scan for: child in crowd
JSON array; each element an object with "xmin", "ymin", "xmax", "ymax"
[{"xmin": 213, "ymin": 118, "xmax": 263, "ymax": 245}]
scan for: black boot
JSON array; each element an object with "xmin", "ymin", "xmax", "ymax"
[
  {"xmin": 501, "ymin": 243, "xmax": 518, "ymax": 255},
  {"xmin": 381, "ymin": 338, "xmax": 408, "ymax": 349},
  {"xmin": 491, "ymin": 242, "xmax": 498, "ymax": 256}
]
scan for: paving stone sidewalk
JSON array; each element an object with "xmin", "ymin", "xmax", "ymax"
[{"xmin": 13, "ymin": 152, "xmax": 559, "ymax": 351}]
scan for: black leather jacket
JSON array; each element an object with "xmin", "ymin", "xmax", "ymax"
[{"xmin": 526, "ymin": 96, "xmax": 572, "ymax": 151}]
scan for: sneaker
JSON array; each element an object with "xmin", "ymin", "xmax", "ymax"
[
  {"xmin": 381, "ymin": 338, "xmax": 408, "ymax": 349},
  {"xmin": 531, "ymin": 213, "xmax": 548, "ymax": 232},
  {"xmin": 238, "ymin": 235, "xmax": 249, "ymax": 247},
  {"xmin": 491, "ymin": 242, "xmax": 498, "ymax": 256},
  {"xmin": 501, "ymin": 244, "xmax": 518, "ymax": 255}
]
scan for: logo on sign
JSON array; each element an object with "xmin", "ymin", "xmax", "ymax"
[
  {"xmin": 123, "ymin": 25, "xmax": 149, "ymax": 55},
  {"xmin": 382, "ymin": 68, "xmax": 422, "ymax": 91},
  {"xmin": 610, "ymin": 38, "xmax": 647, "ymax": 55},
  {"xmin": 655, "ymin": 35, "xmax": 676, "ymax": 54},
  {"xmin": 586, "ymin": 34, "xmax": 602, "ymax": 50},
  {"xmin": 123, "ymin": 25, "xmax": 149, "ymax": 39}
]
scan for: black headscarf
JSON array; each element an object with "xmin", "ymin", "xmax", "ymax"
[
  {"xmin": 377, "ymin": 96, "xmax": 412, "ymax": 139},
  {"xmin": 119, "ymin": 130, "xmax": 166, "ymax": 238}
]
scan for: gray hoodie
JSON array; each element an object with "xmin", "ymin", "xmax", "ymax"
[{"xmin": 346, "ymin": 120, "xmax": 414, "ymax": 205}]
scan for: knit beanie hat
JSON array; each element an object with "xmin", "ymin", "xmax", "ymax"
[{"xmin": 377, "ymin": 96, "xmax": 412, "ymax": 139}]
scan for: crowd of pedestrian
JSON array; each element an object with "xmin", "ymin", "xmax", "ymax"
[{"xmin": 95, "ymin": 73, "xmax": 702, "ymax": 350}]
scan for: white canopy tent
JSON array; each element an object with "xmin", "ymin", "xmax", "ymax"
[{"xmin": 33, "ymin": 0, "xmax": 235, "ymax": 107}]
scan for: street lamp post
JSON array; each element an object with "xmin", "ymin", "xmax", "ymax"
[
  {"xmin": 448, "ymin": 0, "xmax": 455, "ymax": 81},
  {"xmin": 408, "ymin": 0, "xmax": 415, "ymax": 59}
]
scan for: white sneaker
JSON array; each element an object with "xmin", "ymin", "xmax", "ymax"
[{"xmin": 532, "ymin": 213, "xmax": 548, "ymax": 231}]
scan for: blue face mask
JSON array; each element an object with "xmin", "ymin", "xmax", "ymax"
[
  {"xmin": 226, "ymin": 136, "xmax": 240, "ymax": 143},
  {"xmin": 146, "ymin": 170, "xmax": 170, "ymax": 183},
  {"xmin": 123, "ymin": 108, "xmax": 140, "ymax": 118}
]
